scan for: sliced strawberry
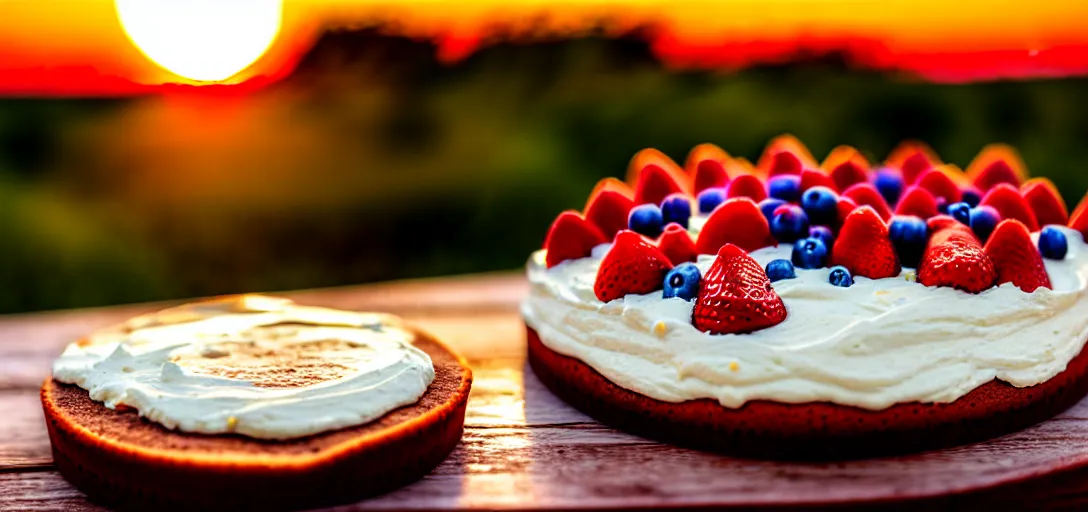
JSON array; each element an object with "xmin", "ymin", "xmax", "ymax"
[
  {"xmin": 626, "ymin": 148, "xmax": 683, "ymax": 185},
  {"xmin": 800, "ymin": 168, "xmax": 839, "ymax": 193},
  {"xmin": 633, "ymin": 163, "xmax": 689, "ymax": 206},
  {"xmin": 1070, "ymin": 191, "xmax": 1088, "ymax": 240},
  {"xmin": 842, "ymin": 183, "xmax": 893, "ymax": 221},
  {"xmin": 967, "ymin": 144, "xmax": 1027, "ymax": 191},
  {"xmin": 895, "ymin": 186, "xmax": 940, "ymax": 219},
  {"xmin": 917, "ymin": 222, "xmax": 996, "ymax": 294},
  {"xmin": 822, "ymin": 145, "xmax": 870, "ymax": 192},
  {"xmin": 767, "ymin": 151, "xmax": 803, "ymax": 176},
  {"xmin": 584, "ymin": 178, "xmax": 635, "ymax": 239},
  {"xmin": 692, "ymin": 244, "xmax": 787, "ymax": 335},
  {"xmin": 1021, "ymin": 178, "xmax": 1069, "ymax": 227},
  {"xmin": 593, "ymin": 230, "xmax": 673, "ymax": 302},
  {"xmin": 758, "ymin": 134, "xmax": 816, "ymax": 175},
  {"xmin": 837, "ymin": 196, "xmax": 859, "ymax": 226},
  {"xmin": 544, "ymin": 211, "xmax": 607, "ymax": 268},
  {"xmin": 983, "ymin": 219, "xmax": 1052, "ymax": 292},
  {"xmin": 684, "ymin": 143, "xmax": 732, "ymax": 194},
  {"xmin": 831, "ymin": 206, "xmax": 901, "ymax": 279},
  {"xmin": 726, "ymin": 174, "xmax": 768, "ymax": 202},
  {"xmin": 979, "ymin": 183, "xmax": 1039, "ymax": 232},
  {"xmin": 916, "ymin": 167, "xmax": 963, "ymax": 204},
  {"xmin": 656, "ymin": 223, "xmax": 698, "ymax": 265},
  {"xmin": 696, "ymin": 197, "xmax": 777, "ymax": 254}
]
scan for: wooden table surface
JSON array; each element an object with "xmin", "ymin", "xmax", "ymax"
[{"xmin": 5, "ymin": 272, "xmax": 1088, "ymax": 510}]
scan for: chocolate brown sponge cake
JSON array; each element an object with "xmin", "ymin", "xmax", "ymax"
[
  {"xmin": 42, "ymin": 296, "xmax": 472, "ymax": 510},
  {"xmin": 525, "ymin": 137, "xmax": 1088, "ymax": 459}
]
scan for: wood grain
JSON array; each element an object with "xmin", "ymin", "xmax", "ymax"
[{"xmin": 4, "ymin": 271, "xmax": 1088, "ymax": 510}]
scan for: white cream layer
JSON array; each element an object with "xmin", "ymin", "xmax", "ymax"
[
  {"xmin": 53, "ymin": 296, "xmax": 435, "ymax": 440},
  {"xmin": 523, "ymin": 225, "xmax": 1088, "ymax": 410}
]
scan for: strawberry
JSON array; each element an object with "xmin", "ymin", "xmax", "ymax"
[
  {"xmin": 886, "ymin": 141, "xmax": 939, "ymax": 185},
  {"xmin": 767, "ymin": 151, "xmax": 803, "ymax": 176},
  {"xmin": 916, "ymin": 167, "xmax": 962, "ymax": 204},
  {"xmin": 837, "ymin": 196, "xmax": 859, "ymax": 226},
  {"xmin": 917, "ymin": 221, "xmax": 997, "ymax": 294},
  {"xmin": 584, "ymin": 178, "xmax": 635, "ymax": 239},
  {"xmin": 684, "ymin": 143, "xmax": 732, "ymax": 194},
  {"xmin": 593, "ymin": 230, "xmax": 674, "ymax": 302},
  {"xmin": 1021, "ymin": 178, "xmax": 1069, "ymax": 227},
  {"xmin": 633, "ymin": 163, "xmax": 689, "ymax": 206},
  {"xmin": 801, "ymin": 168, "xmax": 839, "ymax": 193},
  {"xmin": 895, "ymin": 186, "xmax": 940, "ymax": 219},
  {"xmin": 626, "ymin": 148, "xmax": 683, "ymax": 184},
  {"xmin": 656, "ymin": 223, "xmax": 698, "ymax": 265},
  {"xmin": 967, "ymin": 144, "xmax": 1026, "ymax": 191},
  {"xmin": 1070, "ymin": 191, "xmax": 1088, "ymax": 240},
  {"xmin": 823, "ymin": 145, "xmax": 870, "ymax": 192},
  {"xmin": 831, "ymin": 206, "xmax": 901, "ymax": 279},
  {"xmin": 758, "ymin": 134, "xmax": 816, "ymax": 175},
  {"xmin": 979, "ymin": 183, "xmax": 1039, "ymax": 232},
  {"xmin": 726, "ymin": 174, "xmax": 768, "ymax": 202},
  {"xmin": 692, "ymin": 244, "xmax": 787, "ymax": 335},
  {"xmin": 696, "ymin": 197, "xmax": 777, "ymax": 254},
  {"xmin": 842, "ymin": 183, "xmax": 893, "ymax": 221},
  {"xmin": 983, "ymin": 219, "xmax": 1052, "ymax": 292},
  {"xmin": 544, "ymin": 211, "xmax": 607, "ymax": 268}
]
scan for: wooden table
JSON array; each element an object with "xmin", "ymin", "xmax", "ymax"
[{"xmin": 5, "ymin": 272, "xmax": 1088, "ymax": 510}]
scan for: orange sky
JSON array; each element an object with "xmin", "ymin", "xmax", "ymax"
[{"xmin": 3, "ymin": 0, "xmax": 1088, "ymax": 94}]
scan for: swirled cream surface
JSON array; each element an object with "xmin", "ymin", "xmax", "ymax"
[
  {"xmin": 53, "ymin": 295, "xmax": 435, "ymax": 439},
  {"xmin": 523, "ymin": 224, "xmax": 1088, "ymax": 410}
]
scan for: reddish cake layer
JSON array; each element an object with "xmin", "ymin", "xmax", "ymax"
[
  {"xmin": 42, "ymin": 332, "xmax": 472, "ymax": 511},
  {"xmin": 527, "ymin": 325, "xmax": 1088, "ymax": 459}
]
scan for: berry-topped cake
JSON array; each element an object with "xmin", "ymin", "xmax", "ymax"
[{"xmin": 523, "ymin": 136, "xmax": 1088, "ymax": 459}]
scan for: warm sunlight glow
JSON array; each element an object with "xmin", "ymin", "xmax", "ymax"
[{"xmin": 115, "ymin": 0, "xmax": 283, "ymax": 82}]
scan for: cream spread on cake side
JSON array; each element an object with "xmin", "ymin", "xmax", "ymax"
[
  {"xmin": 52, "ymin": 296, "xmax": 435, "ymax": 440},
  {"xmin": 523, "ymin": 224, "xmax": 1088, "ymax": 410}
]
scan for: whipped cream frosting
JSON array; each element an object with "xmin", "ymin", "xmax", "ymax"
[
  {"xmin": 53, "ymin": 295, "xmax": 435, "ymax": 439},
  {"xmin": 523, "ymin": 222, "xmax": 1088, "ymax": 410}
]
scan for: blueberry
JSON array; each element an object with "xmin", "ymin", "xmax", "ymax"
[
  {"xmin": 969, "ymin": 205, "xmax": 1000, "ymax": 244},
  {"xmin": 791, "ymin": 237, "xmax": 829, "ymax": 269},
  {"xmin": 961, "ymin": 188, "xmax": 982, "ymax": 208},
  {"xmin": 873, "ymin": 168, "xmax": 904, "ymax": 206},
  {"xmin": 768, "ymin": 175, "xmax": 802, "ymax": 202},
  {"xmin": 628, "ymin": 204, "xmax": 664, "ymax": 237},
  {"xmin": 758, "ymin": 198, "xmax": 787, "ymax": 224},
  {"xmin": 663, "ymin": 262, "xmax": 702, "ymax": 301},
  {"xmin": 936, "ymin": 197, "xmax": 949, "ymax": 214},
  {"xmin": 828, "ymin": 265, "xmax": 854, "ymax": 288},
  {"xmin": 771, "ymin": 205, "xmax": 810, "ymax": 243},
  {"xmin": 948, "ymin": 202, "xmax": 971, "ymax": 225},
  {"xmin": 660, "ymin": 194, "xmax": 692, "ymax": 229},
  {"xmin": 1039, "ymin": 226, "xmax": 1069, "ymax": 260},
  {"xmin": 801, "ymin": 186, "xmax": 838, "ymax": 225},
  {"xmin": 765, "ymin": 259, "xmax": 797, "ymax": 282},
  {"xmin": 889, "ymin": 215, "xmax": 929, "ymax": 268},
  {"xmin": 697, "ymin": 188, "xmax": 726, "ymax": 214},
  {"xmin": 808, "ymin": 225, "xmax": 835, "ymax": 249}
]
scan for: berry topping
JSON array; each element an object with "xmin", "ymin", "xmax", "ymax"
[
  {"xmin": 887, "ymin": 141, "xmax": 939, "ymax": 185},
  {"xmin": 663, "ymin": 262, "xmax": 702, "ymax": 301},
  {"xmin": 758, "ymin": 134, "xmax": 816, "ymax": 176},
  {"xmin": 800, "ymin": 168, "xmax": 839, "ymax": 193},
  {"xmin": 727, "ymin": 174, "xmax": 768, "ymax": 202},
  {"xmin": 626, "ymin": 148, "xmax": 683, "ymax": 185},
  {"xmin": 842, "ymin": 183, "xmax": 893, "ymax": 221},
  {"xmin": 894, "ymin": 187, "xmax": 939, "ymax": 219},
  {"xmin": 660, "ymin": 193, "xmax": 692, "ymax": 229},
  {"xmin": 765, "ymin": 259, "xmax": 797, "ymax": 282},
  {"xmin": 768, "ymin": 175, "xmax": 802, "ymax": 202},
  {"xmin": 1021, "ymin": 178, "xmax": 1069, "ymax": 227},
  {"xmin": 983, "ymin": 220, "xmax": 1052, "ymax": 293},
  {"xmin": 693, "ymin": 244, "xmax": 788, "ymax": 335},
  {"xmin": 873, "ymin": 168, "xmax": 904, "ymax": 207},
  {"xmin": 656, "ymin": 223, "xmax": 698, "ymax": 265},
  {"xmin": 831, "ymin": 206, "xmax": 902, "ymax": 279},
  {"xmin": 916, "ymin": 167, "xmax": 963, "ymax": 204},
  {"xmin": 961, "ymin": 187, "xmax": 982, "ymax": 208},
  {"xmin": 917, "ymin": 221, "xmax": 997, "ymax": 294},
  {"xmin": 696, "ymin": 198, "xmax": 777, "ymax": 254},
  {"xmin": 791, "ymin": 237, "xmax": 830, "ymax": 269},
  {"xmin": 828, "ymin": 265, "xmax": 854, "ymax": 288},
  {"xmin": 771, "ymin": 204, "xmax": 811, "ymax": 243},
  {"xmin": 969, "ymin": 205, "xmax": 1001, "ymax": 244},
  {"xmin": 888, "ymin": 215, "xmax": 929, "ymax": 269},
  {"xmin": 1038, "ymin": 226, "xmax": 1069, "ymax": 260},
  {"xmin": 544, "ymin": 211, "xmax": 607, "ymax": 268},
  {"xmin": 594, "ymin": 231, "xmax": 674, "ymax": 302},
  {"xmin": 584, "ymin": 178, "xmax": 635, "ymax": 239},
  {"xmin": 628, "ymin": 204, "xmax": 665, "ymax": 238},
  {"xmin": 808, "ymin": 225, "xmax": 835, "ymax": 249},
  {"xmin": 801, "ymin": 186, "xmax": 838, "ymax": 226},
  {"xmin": 936, "ymin": 197, "xmax": 949, "ymax": 215},
  {"xmin": 697, "ymin": 188, "xmax": 727, "ymax": 214},
  {"xmin": 685, "ymin": 143, "xmax": 732, "ymax": 193},
  {"xmin": 948, "ymin": 202, "xmax": 972, "ymax": 225},
  {"xmin": 1069, "ymin": 191, "xmax": 1088, "ymax": 240},
  {"xmin": 633, "ymin": 163, "xmax": 689, "ymax": 207},
  {"xmin": 979, "ymin": 183, "xmax": 1040, "ymax": 232},
  {"xmin": 967, "ymin": 144, "xmax": 1026, "ymax": 192},
  {"xmin": 767, "ymin": 151, "xmax": 803, "ymax": 176},
  {"xmin": 836, "ymin": 196, "xmax": 859, "ymax": 225},
  {"xmin": 828, "ymin": 161, "xmax": 869, "ymax": 193},
  {"xmin": 758, "ymin": 198, "xmax": 787, "ymax": 224}
]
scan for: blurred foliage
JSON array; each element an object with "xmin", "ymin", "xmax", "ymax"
[{"xmin": 2, "ymin": 31, "xmax": 1088, "ymax": 313}]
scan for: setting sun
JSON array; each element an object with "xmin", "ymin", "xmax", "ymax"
[{"xmin": 115, "ymin": 0, "xmax": 283, "ymax": 82}]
